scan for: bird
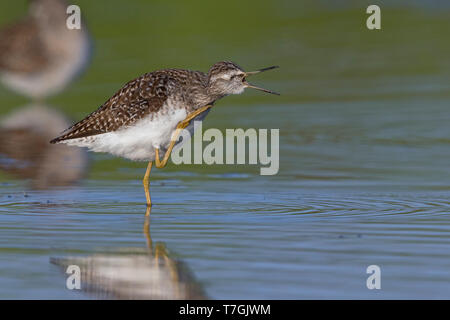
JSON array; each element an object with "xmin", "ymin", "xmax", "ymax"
[
  {"xmin": 50, "ymin": 61, "xmax": 279, "ymax": 211},
  {"xmin": 0, "ymin": 0, "xmax": 91, "ymax": 100}
]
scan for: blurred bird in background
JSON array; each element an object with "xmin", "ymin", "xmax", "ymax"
[
  {"xmin": 0, "ymin": 0, "xmax": 92, "ymax": 100},
  {"xmin": 0, "ymin": 0, "xmax": 91, "ymax": 188}
]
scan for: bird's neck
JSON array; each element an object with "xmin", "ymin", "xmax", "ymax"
[
  {"xmin": 190, "ymin": 93, "xmax": 219, "ymax": 110},
  {"xmin": 204, "ymin": 86, "xmax": 227, "ymax": 105},
  {"xmin": 185, "ymin": 84, "xmax": 224, "ymax": 110}
]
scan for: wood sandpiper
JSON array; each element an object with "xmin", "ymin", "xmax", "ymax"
[
  {"xmin": 0, "ymin": 0, "xmax": 91, "ymax": 100},
  {"xmin": 50, "ymin": 61, "xmax": 279, "ymax": 210}
]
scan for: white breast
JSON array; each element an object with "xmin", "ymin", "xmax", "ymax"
[{"xmin": 61, "ymin": 106, "xmax": 189, "ymax": 161}]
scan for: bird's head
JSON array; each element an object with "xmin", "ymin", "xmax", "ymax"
[
  {"xmin": 29, "ymin": 0, "xmax": 68, "ymax": 26},
  {"xmin": 207, "ymin": 61, "xmax": 279, "ymax": 97}
]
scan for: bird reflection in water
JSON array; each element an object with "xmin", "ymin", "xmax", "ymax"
[
  {"xmin": 0, "ymin": 104, "xmax": 88, "ymax": 189},
  {"xmin": 51, "ymin": 207, "xmax": 207, "ymax": 300}
]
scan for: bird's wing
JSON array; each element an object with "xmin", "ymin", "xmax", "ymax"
[
  {"xmin": 0, "ymin": 19, "xmax": 49, "ymax": 73},
  {"xmin": 50, "ymin": 73, "xmax": 171, "ymax": 143}
]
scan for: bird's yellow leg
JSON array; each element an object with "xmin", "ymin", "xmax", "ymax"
[
  {"xmin": 164, "ymin": 254, "xmax": 180, "ymax": 284},
  {"xmin": 155, "ymin": 105, "xmax": 213, "ymax": 169},
  {"xmin": 142, "ymin": 161, "xmax": 153, "ymax": 207},
  {"xmin": 181, "ymin": 104, "xmax": 213, "ymax": 125},
  {"xmin": 143, "ymin": 213, "xmax": 152, "ymax": 252},
  {"xmin": 154, "ymin": 243, "xmax": 168, "ymax": 268}
]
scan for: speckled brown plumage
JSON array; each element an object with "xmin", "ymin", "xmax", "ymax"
[
  {"xmin": 50, "ymin": 68, "xmax": 213, "ymax": 143},
  {"xmin": 50, "ymin": 61, "xmax": 272, "ymax": 147},
  {"xmin": 47, "ymin": 60, "xmax": 278, "ymax": 207},
  {"xmin": 207, "ymin": 61, "xmax": 244, "ymax": 80}
]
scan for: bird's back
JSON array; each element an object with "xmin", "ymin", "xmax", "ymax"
[{"xmin": 51, "ymin": 69, "xmax": 208, "ymax": 144}]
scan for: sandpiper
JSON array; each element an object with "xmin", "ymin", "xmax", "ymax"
[
  {"xmin": 50, "ymin": 61, "xmax": 279, "ymax": 210},
  {"xmin": 0, "ymin": 0, "xmax": 91, "ymax": 100}
]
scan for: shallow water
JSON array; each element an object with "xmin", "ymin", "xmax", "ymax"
[
  {"xmin": 1, "ymin": 1, "xmax": 450, "ymax": 299},
  {"xmin": 1, "ymin": 99, "xmax": 450, "ymax": 299}
]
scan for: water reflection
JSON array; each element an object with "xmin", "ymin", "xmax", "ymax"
[
  {"xmin": 0, "ymin": 104, "xmax": 88, "ymax": 189},
  {"xmin": 50, "ymin": 207, "xmax": 207, "ymax": 300}
]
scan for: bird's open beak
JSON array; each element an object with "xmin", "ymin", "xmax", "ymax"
[{"xmin": 244, "ymin": 66, "xmax": 280, "ymax": 95}]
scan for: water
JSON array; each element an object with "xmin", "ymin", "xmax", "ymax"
[
  {"xmin": 1, "ymin": 99, "xmax": 450, "ymax": 299},
  {"xmin": 1, "ymin": 1, "xmax": 450, "ymax": 299}
]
